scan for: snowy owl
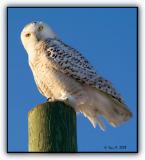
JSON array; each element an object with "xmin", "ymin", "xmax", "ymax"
[{"xmin": 21, "ymin": 21, "xmax": 132, "ymax": 130}]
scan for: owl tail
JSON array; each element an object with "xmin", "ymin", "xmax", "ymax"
[{"xmin": 77, "ymin": 86, "xmax": 132, "ymax": 131}]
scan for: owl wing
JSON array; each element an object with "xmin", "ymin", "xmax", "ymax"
[{"xmin": 43, "ymin": 38, "xmax": 124, "ymax": 103}]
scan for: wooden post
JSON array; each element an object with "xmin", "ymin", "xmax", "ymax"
[{"xmin": 28, "ymin": 101, "xmax": 77, "ymax": 152}]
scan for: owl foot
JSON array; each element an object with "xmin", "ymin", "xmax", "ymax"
[
  {"xmin": 58, "ymin": 95, "xmax": 69, "ymax": 102},
  {"xmin": 46, "ymin": 97, "xmax": 55, "ymax": 102}
]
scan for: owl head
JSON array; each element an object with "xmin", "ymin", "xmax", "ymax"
[{"xmin": 21, "ymin": 21, "xmax": 56, "ymax": 50}]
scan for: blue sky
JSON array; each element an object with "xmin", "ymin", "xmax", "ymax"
[{"xmin": 8, "ymin": 7, "xmax": 137, "ymax": 152}]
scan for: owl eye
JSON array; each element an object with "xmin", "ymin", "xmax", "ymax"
[
  {"xmin": 25, "ymin": 33, "xmax": 31, "ymax": 37},
  {"xmin": 38, "ymin": 25, "xmax": 43, "ymax": 32}
]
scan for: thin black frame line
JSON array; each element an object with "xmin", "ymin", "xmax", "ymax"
[
  {"xmin": 7, "ymin": 6, "xmax": 139, "ymax": 153},
  {"xmin": 7, "ymin": 6, "xmax": 138, "ymax": 8},
  {"xmin": 136, "ymin": 7, "xmax": 139, "ymax": 153},
  {"xmin": 7, "ymin": 151, "xmax": 137, "ymax": 153},
  {"xmin": 7, "ymin": 6, "xmax": 9, "ymax": 154}
]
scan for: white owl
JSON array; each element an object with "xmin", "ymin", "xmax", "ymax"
[{"xmin": 21, "ymin": 21, "xmax": 132, "ymax": 130}]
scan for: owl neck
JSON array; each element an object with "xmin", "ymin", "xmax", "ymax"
[{"xmin": 26, "ymin": 47, "xmax": 37, "ymax": 63}]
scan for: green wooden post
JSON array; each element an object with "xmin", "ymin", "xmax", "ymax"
[{"xmin": 28, "ymin": 101, "xmax": 77, "ymax": 152}]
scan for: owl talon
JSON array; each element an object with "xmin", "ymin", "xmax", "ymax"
[{"xmin": 47, "ymin": 97, "xmax": 55, "ymax": 102}]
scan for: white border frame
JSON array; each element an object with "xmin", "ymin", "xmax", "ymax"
[{"xmin": 0, "ymin": 0, "xmax": 143, "ymax": 160}]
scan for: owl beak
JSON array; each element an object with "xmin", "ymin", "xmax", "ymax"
[
  {"xmin": 36, "ymin": 34, "xmax": 40, "ymax": 42},
  {"xmin": 37, "ymin": 37, "xmax": 40, "ymax": 41},
  {"xmin": 30, "ymin": 32, "xmax": 40, "ymax": 42}
]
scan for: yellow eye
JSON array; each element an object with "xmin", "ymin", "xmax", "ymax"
[
  {"xmin": 25, "ymin": 33, "xmax": 31, "ymax": 37},
  {"xmin": 38, "ymin": 25, "xmax": 43, "ymax": 32}
]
